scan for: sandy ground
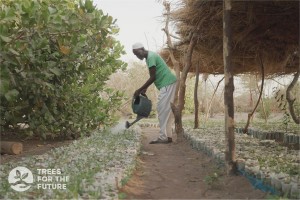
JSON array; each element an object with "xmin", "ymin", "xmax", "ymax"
[{"xmin": 120, "ymin": 127, "xmax": 267, "ymax": 199}]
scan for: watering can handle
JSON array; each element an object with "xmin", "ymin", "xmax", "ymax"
[
  {"xmin": 140, "ymin": 93, "xmax": 148, "ymax": 98},
  {"xmin": 132, "ymin": 93, "xmax": 148, "ymax": 101},
  {"xmin": 132, "ymin": 93, "xmax": 149, "ymax": 108}
]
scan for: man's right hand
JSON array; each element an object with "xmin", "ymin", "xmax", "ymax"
[
  {"xmin": 141, "ymin": 89, "xmax": 147, "ymax": 96},
  {"xmin": 134, "ymin": 88, "xmax": 147, "ymax": 98},
  {"xmin": 134, "ymin": 89, "xmax": 141, "ymax": 98}
]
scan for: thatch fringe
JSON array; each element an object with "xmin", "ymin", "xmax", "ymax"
[{"xmin": 161, "ymin": 0, "xmax": 299, "ymax": 76}]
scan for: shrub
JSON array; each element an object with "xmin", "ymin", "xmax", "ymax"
[
  {"xmin": 257, "ymin": 98, "xmax": 272, "ymax": 120},
  {"xmin": 0, "ymin": 0, "xmax": 126, "ymax": 138}
]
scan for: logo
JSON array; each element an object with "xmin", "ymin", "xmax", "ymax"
[{"xmin": 8, "ymin": 167, "xmax": 33, "ymax": 192}]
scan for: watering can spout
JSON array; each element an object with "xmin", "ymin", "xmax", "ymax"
[{"xmin": 125, "ymin": 94, "xmax": 152, "ymax": 128}]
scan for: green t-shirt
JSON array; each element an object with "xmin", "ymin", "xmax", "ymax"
[{"xmin": 146, "ymin": 51, "xmax": 177, "ymax": 90}]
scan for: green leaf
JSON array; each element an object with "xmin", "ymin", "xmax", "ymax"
[
  {"xmin": 85, "ymin": 0, "xmax": 94, "ymax": 13},
  {"xmin": 44, "ymin": 82, "xmax": 55, "ymax": 90},
  {"xmin": 108, "ymin": 16, "xmax": 113, "ymax": 24},
  {"xmin": 0, "ymin": 79, "xmax": 10, "ymax": 95},
  {"xmin": 8, "ymin": 48, "xmax": 20, "ymax": 56},
  {"xmin": 5, "ymin": 89, "xmax": 19, "ymax": 101},
  {"xmin": 0, "ymin": 35, "xmax": 12, "ymax": 43},
  {"xmin": 48, "ymin": 6, "xmax": 56, "ymax": 14},
  {"xmin": 49, "ymin": 67, "xmax": 61, "ymax": 76}
]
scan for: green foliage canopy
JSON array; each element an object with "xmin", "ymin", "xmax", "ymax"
[{"xmin": 0, "ymin": 0, "xmax": 127, "ymax": 138}]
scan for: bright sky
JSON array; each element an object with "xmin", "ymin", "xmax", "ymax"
[{"xmin": 93, "ymin": 0, "xmax": 166, "ymax": 62}]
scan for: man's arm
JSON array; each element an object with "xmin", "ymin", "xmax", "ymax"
[{"xmin": 134, "ymin": 66, "xmax": 156, "ymax": 97}]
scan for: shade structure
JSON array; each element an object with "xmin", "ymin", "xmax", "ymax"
[{"xmin": 160, "ymin": 0, "xmax": 299, "ymax": 76}]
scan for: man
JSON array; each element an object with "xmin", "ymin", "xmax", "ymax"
[{"xmin": 132, "ymin": 42, "xmax": 177, "ymax": 144}]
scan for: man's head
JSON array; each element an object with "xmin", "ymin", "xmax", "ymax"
[{"xmin": 132, "ymin": 42, "xmax": 146, "ymax": 60}]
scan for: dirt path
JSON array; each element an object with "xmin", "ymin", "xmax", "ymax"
[{"xmin": 121, "ymin": 127, "xmax": 267, "ymax": 199}]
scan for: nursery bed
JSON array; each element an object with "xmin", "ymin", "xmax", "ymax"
[
  {"xmin": 139, "ymin": 120, "xmax": 300, "ymax": 198},
  {"xmin": 0, "ymin": 127, "xmax": 142, "ymax": 199},
  {"xmin": 185, "ymin": 126, "xmax": 300, "ymax": 198}
]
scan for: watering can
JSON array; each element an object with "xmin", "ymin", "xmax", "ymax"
[{"xmin": 125, "ymin": 94, "xmax": 152, "ymax": 128}]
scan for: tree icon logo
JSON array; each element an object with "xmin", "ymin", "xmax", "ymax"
[{"xmin": 8, "ymin": 167, "xmax": 33, "ymax": 192}]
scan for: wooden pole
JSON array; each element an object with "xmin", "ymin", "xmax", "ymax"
[
  {"xmin": 223, "ymin": 0, "xmax": 236, "ymax": 175},
  {"xmin": 194, "ymin": 62, "xmax": 200, "ymax": 129}
]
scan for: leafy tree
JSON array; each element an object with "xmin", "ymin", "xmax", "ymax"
[{"xmin": 0, "ymin": 0, "xmax": 126, "ymax": 138}]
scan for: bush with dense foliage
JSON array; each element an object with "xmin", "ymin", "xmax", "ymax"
[{"xmin": 0, "ymin": 0, "xmax": 126, "ymax": 138}]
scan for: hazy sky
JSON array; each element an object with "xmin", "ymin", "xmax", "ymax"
[{"xmin": 93, "ymin": 0, "xmax": 167, "ymax": 61}]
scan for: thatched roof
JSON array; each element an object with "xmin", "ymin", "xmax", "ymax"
[{"xmin": 161, "ymin": 0, "xmax": 299, "ymax": 76}]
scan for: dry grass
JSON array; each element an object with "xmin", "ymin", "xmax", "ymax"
[{"xmin": 161, "ymin": 0, "xmax": 299, "ymax": 77}]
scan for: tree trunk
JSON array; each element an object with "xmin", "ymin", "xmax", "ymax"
[
  {"xmin": 244, "ymin": 55, "xmax": 265, "ymax": 133},
  {"xmin": 286, "ymin": 71, "xmax": 300, "ymax": 124},
  {"xmin": 177, "ymin": 35, "xmax": 197, "ymax": 137},
  {"xmin": 194, "ymin": 63, "xmax": 200, "ymax": 129},
  {"xmin": 1, "ymin": 141, "xmax": 23, "ymax": 155},
  {"xmin": 223, "ymin": 0, "xmax": 236, "ymax": 175},
  {"xmin": 171, "ymin": 103, "xmax": 183, "ymax": 138}
]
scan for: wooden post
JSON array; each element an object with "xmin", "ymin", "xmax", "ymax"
[
  {"xmin": 194, "ymin": 62, "xmax": 200, "ymax": 129},
  {"xmin": 223, "ymin": 0, "xmax": 236, "ymax": 175}
]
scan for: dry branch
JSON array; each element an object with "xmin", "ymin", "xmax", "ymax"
[
  {"xmin": 244, "ymin": 55, "xmax": 265, "ymax": 133},
  {"xmin": 205, "ymin": 77, "xmax": 224, "ymax": 122},
  {"xmin": 175, "ymin": 33, "xmax": 197, "ymax": 136}
]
